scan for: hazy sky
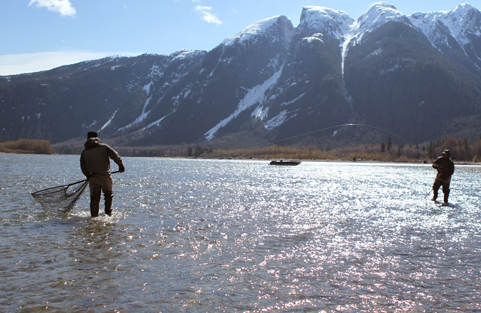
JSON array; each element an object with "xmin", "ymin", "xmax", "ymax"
[{"xmin": 0, "ymin": 0, "xmax": 474, "ymax": 75}]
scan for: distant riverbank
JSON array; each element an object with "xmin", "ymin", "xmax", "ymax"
[
  {"xmin": 0, "ymin": 139, "xmax": 55, "ymax": 154},
  {"xmin": 7, "ymin": 135, "xmax": 481, "ymax": 164}
]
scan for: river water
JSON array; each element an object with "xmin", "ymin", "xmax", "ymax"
[{"xmin": 1, "ymin": 154, "xmax": 481, "ymax": 312}]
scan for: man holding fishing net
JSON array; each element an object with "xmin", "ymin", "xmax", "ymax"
[
  {"xmin": 80, "ymin": 131, "xmax": 125, "ymax": 217},
  {"xmin": 432, "ymin": 149, "xmax": 454, "ymax": 205}
]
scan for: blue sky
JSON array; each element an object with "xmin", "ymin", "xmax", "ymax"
[{"xmin": 0, "ymin": 0, "xmax": 475, "ymax": 75}]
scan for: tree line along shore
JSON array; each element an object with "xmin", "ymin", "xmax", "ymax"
[
  {"xmin": 0, "ymin": 139, "xmax": 55, "ymax": 154},
  {"xmin": 3, "ymin": 136, "xmax": 481, "ymax": 163}
]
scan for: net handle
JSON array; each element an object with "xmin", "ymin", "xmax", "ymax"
[
  {"xmin": 62, "ymin": 171, "xmax": 121, "ymax": 213},
  {"xmin": 65, "ymin": 171, "xmax": 120, "ymax": 187},
  {"xmin": 32, "ymin": 170, "xmax": 121, "ymax": 196},
  {"xmin": 63, "ymin": 181, "xmax": 89, "ymax": 213}
]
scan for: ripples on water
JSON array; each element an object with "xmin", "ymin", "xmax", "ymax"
[{"xmin": 1, "ymin": 154, "xmax": 481, "ymax": 312}]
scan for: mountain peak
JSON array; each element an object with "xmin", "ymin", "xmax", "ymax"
[
  {"xmin": 453, "ymin": 3, "xmax": 477, "ymax": 12},
  {"xmin": 298, "ymin": 6, "xmax": 354, "ymax": 39},
  {"xmin": 440, "ymin": 2, "xmax": 481, "ymax": 45},
  {"xmin": 2, "ymin": 3, "xmax": 481, "ymax": 147},
  {"xmin": 370, "ymin": 2, "xmax": 398, "ymax": 11},
  {"xmin": 221, "ymin": 15, "xmax": 294, "ymax": 48},
  {"xmin": 353, "ymin": 2, "xmax": 409, "ymax": 41},
  {"xmin": 410, "ymin": 2, "xmax": 481, "ymax": 51},
  {"xmin": 340, "ymin": 1, "xmax": 410, "ymax": 74}
]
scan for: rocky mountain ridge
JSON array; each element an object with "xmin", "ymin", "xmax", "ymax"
[{"xmin": 1, "ymin": 2, "xmax": 480, "ymax": 148}]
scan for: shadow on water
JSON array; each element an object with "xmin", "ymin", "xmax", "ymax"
[{"xmin": 426, "ymin": 200, "xmax": 462, "ymax": 216}]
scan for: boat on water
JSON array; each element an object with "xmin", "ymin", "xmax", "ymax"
[{"xmin": 269, "ymin": 160, "xmax": 301, "ymax": 166}]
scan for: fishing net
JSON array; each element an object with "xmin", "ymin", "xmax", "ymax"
[{"xmin": 31, "ymin": 179, "xmax": 89, "ymax": 213}]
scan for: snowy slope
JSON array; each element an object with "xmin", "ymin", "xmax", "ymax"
[
  {"xmin": 437, "ymin": 4, "xmax": 481, "ymax": 47},
  {"xmin": 2, "ymin": 2, "xmax": 481, "ymax": 145},
  {"xmin": 295, "ymin": 3, "xmax": 413, "ymax": 75},
  {"xmin": 204, "ymin": 66, "xmax": 284, "ymax": 140},
  {"xmin": 410, "ymin": 12, "xmax": 451, "ymax": 50},
  {"xmin": 297, "ymin": 6, "xmax": 353, "ymax": 40},
  {"xmin": 133, "ymin": 2, "xmax": 480, "ymax": 142},
  {"xmin": 349, "ymin": 2, "xmax": 410, "ymax": 43},
  {"xmin": 222, "ymin": 15, "xmax": 294, "ymax": 49},
  {"xmin": 342, "ymin": 2, "xmax": 411, "ymax": 74},
  {"xmin": 206, "ymin": 2, "xmax": 481, "ymax": 136},
  {"xmin": 410, "ymin": 4, "xmax": 481, "ymax": 57}
]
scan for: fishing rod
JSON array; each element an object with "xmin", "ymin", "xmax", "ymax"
[
  {"xmin": 251, "ymin": 123, "xmax": 431, "ymax": 160},
  {"xmin": 255, "ymin": 123, "xmax": 439, "ymax": 201}
]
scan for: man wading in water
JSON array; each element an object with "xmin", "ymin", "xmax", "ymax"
[
  {"xmin": 80, "ymin": 131, "xmax": 125, "ymax": 217},
  {"xmin": 432, "ymin": 149, "xmax": 455, "ymax": 205}
]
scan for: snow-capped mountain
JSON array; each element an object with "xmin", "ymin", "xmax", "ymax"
[
  {"xmin": 410, "ymin": 3, "xmax": 481, "ymax": 68},
  {"xmin": 1, "ymin": 2, "xmax": 481, "ymax": 148}
]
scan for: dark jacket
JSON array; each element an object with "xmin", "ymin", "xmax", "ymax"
[
  {"xmin": 80, "ymin": 137, "xmax": 124, "ymax": 178},
  {"xmin": 433, "ymin": 156, "xmax": 455, "ymax": 179}
]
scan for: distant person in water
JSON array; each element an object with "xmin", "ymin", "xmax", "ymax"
[
  {"xmin": 432, "ymin": 149, "xmax": 455, "ymax": 205},
  {"xmin": 80, "ymin": 131, "xmax": 125, "ymax": 217}
]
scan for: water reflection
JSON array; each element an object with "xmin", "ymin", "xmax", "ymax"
[{"xmin": 1, "ymin": 155, "xmax": 481, "ymax": 311}]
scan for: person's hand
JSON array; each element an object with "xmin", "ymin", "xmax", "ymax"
[{"xmin": 119, "ymin": 165, "xmax": 125, "ymax": 173}]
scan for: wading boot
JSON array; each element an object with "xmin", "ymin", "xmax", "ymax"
[
  {"xmin": 104, "ymin": 194, "xmax": 113, "ymax": 216},
  {"xmin": 443, "ymin": 193, "xmax": 449, "ymax": 206},
  {"xmin": 90, "ymin": 195, "xmax": 101, "ymax": 217}
]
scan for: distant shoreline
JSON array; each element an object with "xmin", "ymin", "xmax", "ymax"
[
  {"xmin": 3, "ymin": 151, "xmax": 479, "ymax": 166},
  {"xmin": 0, "ymin": 139, "xmax": 55, "ymax": 155}
]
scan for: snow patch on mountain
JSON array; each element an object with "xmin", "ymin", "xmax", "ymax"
[
  {"xmin": 280, "ymin": 93, "xmax": 306, "ymax": 106},
  {"xmin": 264, "ymin": 110, "xmax": 298, "ymax": 131},
  {"xmin": 118, "ymin": 82, "xmax": 154, "ymax": 131},
  {"xmin": 82, "ymin": 120, "xmax": 97, "ymax": 130},
  {"xmin": 170, "ymin": 49, "xmax": 206, "ymax": 62},
  {"xmin": 265, "ymin": 110, "xmax": 288, "ymax": 131},
  {"xmin": 410, "ymin": 4, "xmax": 481, "ymax": 55},
  {"xmin": 252, "ymin": 106, "xmax": 269, "ymax": 120},
  {"xmin": 143, "ymin": 81, "xmax": 153, "ymax": 95},
  {"xmin": 222, "ymin": 16, "xmax": 281, "ymax": 47},
  {"xmin": 342, "ymin": 2, "xmax": 410, "ymax": 74},
  {"xmin": 298, "ymin": 6, "xmax": 353, "ymax": 40},
  {"xmin": 142, "ymin": 112, "xmax": 174, "ymax": 131},
  {"xmin": 369, "ymin": 48, "xmax": 383, "ymax": 57},
  {"xmin": 303, "ymin": 34, "xmax": 324, "ymax": 43},
  {"xmin": 124, "ymin": 97, "xmax": 151, "ymax": 128},
  {"xmin": 351, "ymin": 2, "xmax": 409, "ymax": 43},
  {"xmin": 204, "ymin": 65, "xmax": 284, "ymax": 141},
  {"xmin": 100, "ymin": 109, "xmax": 118, "ymax": 131},
  {"xmin": 222, "ymin": 15, "xmax": 294, "ymax": 49},
  {"xmin": 410, "ymin": 11, "xmax": 457, "ymax": 51},
  {"xmin": 438, "ymin": 4, "xmax": 481, "ymax": 47}
]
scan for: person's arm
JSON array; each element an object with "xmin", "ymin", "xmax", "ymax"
[
  {"xmin": 432, "ymin": 158, "xmax": 444, "ymax": 175},
  {"xmin": 118, "ymin": 162, "xmax": 125, "ymax": 173},
  {"xmin": 432, "ymin": 158, "xmax": 440, "ymax": 170},
  {"xmin": 106, "ymin": 145, "xmax": 125, "ymax": 172},
  {"xmin": 448, "ymin": 161, "xmax": 455, "ymax": 176}
]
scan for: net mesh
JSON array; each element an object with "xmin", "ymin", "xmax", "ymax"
[{"xmin": 31, "ymin": 179, "xmax": 88, "ymax": 213}]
